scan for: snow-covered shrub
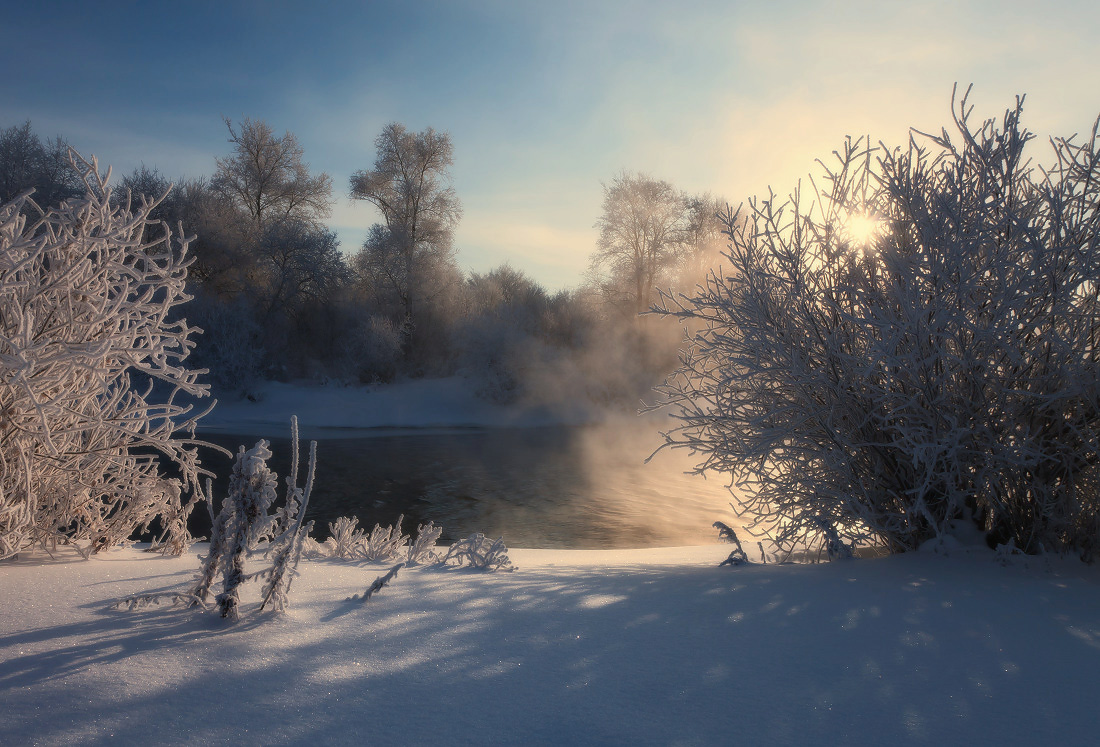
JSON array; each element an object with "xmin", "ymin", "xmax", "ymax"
[
  {"xmin": 406, "ymin": 520, "xmax": 443, "ymax": 565},
  {"xmin": 119, "ymin": 418, "xmax": 317, "ymax": 617},
  {"xmin": 190, "ymin": 419, "xmax": 317, "ymax": 619},
  {"xmin": 199, "ymin": 440, "xmax": 280, "ymax": 620},
  {"xmin": 654, "ymin": 88, "xmax": 1100, "ymax": 557},
  {"xmin": 298, "ymin": 534, "xmax": 329, "ymax": 559},
  {"xmin": 713, "ymin": 521, "xmax": 750, "ymax": 566},
  {"xmin": 441, "ymin": 532, "xmax": 514, "ymax": 571},
  {"xmin": 326, "ymin": 516, "xmax": 366, "ymax": 559},
  {"xmin": 322, "ymin": 515, "xmax": 409, "ymax": 561},
  {"xmin": 361, "ymin": 515, "xmax": 409, "ymax": 560},
  {"xmin": 0, "ymin": 152, "xmax": 213, "ymax": 560}
]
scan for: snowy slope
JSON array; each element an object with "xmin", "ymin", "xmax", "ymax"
[{"xmin": 2, "ymin": 545, "xmax": 1099, "ymax": 745}]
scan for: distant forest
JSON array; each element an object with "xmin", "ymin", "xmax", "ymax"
[{"xmin": 0, "ymin": 119, "xmax": 727, "ymax": 406}]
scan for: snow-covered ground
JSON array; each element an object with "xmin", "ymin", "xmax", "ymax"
[
  {"xmin": 2, "ymin": 543, "xmax": 1099, "ymax": 745},
  {"xmin": 199, "ymin": 377, "xmax": 597, "ymax": 436},
  {"xmin": 6, "ymin": 381, "xmax": 1099, "ymax": 743}
]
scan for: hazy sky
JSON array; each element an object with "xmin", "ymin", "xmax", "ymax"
[{"xmin": 3, "ymin": 0, "xmax": 1097, "ymax": 289}]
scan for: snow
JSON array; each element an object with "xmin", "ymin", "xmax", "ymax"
[
  {"xmin": 200, "ymin": 377, "xmax": 596, "ymax": 436},
  {"xmin": 3, "ymin": 544, "xmax": 1100, "ymax": 744}
]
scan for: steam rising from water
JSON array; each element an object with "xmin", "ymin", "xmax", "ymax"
[{"xmin": 565, "ymin": 415, "xmax": 743, "ymax": 547}]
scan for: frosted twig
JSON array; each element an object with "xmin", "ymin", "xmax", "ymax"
[{"xmin": 350, "ymin": 562, "xmax": 404, "ymax": 603}]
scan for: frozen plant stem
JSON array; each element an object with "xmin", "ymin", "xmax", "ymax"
[{"xmin": 353, "ymin": 563, "xmax": 404, "ymax": 603}]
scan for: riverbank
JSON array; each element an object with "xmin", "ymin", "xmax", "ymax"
[{"xmin": 2, "ymin": 543, "xmax": 1099, "ymax": 744}]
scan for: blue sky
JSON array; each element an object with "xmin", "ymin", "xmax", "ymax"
[{"xmin": 3, "ymin": 0, "xmax": 1098, "ymax": 289}]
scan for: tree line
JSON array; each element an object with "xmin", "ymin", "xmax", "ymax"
[{"xmin": 0, "ymin": 118, "xmax": 726, "ymax": 405}]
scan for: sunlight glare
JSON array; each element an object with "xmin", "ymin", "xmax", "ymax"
[{"xmin": 843, "ymin": 213, "xmax": 882, "ymax": 248}]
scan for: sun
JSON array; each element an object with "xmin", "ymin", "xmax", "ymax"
[{"xmin": 843, "ymin": 213, "xmax": 882, "ymax": 247}]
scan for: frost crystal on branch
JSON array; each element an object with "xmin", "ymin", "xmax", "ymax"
[{"xmin": 0, "ymin": 151, "xmax": 214, "ymax": 560}]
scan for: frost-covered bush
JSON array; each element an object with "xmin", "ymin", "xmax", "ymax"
[
  {"xmin": 655, "ymin": 88, "xmax": 1100, "ymax": 557},
  {"xmin": 326, "ymin": 516, "xmax": 366, "ymax": 559},
  {"xmin": 441, "ymin": 532, "xmax": 514, "ymax": 571},
  {"xmin": 120, "ymin": 418, "xmax": 317, "ymax": 618},
  {"xmin": 322, "ymin": 515, "xmax": 409, "ymax": 561},
  {"xmin": 713, "ymin": 521, "xmax": 750, "ymax": 566},
  {"xmin": 361, "ymin": 515, "xmax": 410, "ymax": 560},
  {"xmin": 193, "ymin": 421, "xmax": 316, "ymax": 618},
  {"xmin": 406, "ymin": 520, "xmax": 443, "ymax": 565},
  {"xmin": 0, "ymin": 152, "xmax": 212, "ymax": 560}
]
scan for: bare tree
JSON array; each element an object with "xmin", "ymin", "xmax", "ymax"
[
  {"xmin": 653, "ymin": 88, "xmax": 1100, "ymax": 559},
  {"xmin": 589, "ymin": 171, "xmax": 690, "ymax": 317},
  {"xmin": 212, "ymin": 117, "xmax": 333, "ymax": 233},
  {"xmin": 349, "ymin": 123, "xmax": 462, "ymax": 330}
]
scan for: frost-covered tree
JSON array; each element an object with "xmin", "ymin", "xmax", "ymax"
[
  {"xmin": 654, "ymin": 88, "xmax": 1100, "ymax": 558},
  {"xmin": 590, "ymin": 171, "xmax": 690, "ymax": 317},
  {"xmin": 677, "ymin": 193, "xmax": 730, "ymax": 288},
  {"xmin": 350, "ymin": 123, "xmax": 462, "ymax": 338},
  {"xmin": 212, "ymin": 118, "xmax": 333, "ymax": 232},
  {"xmin": 441, "ymin": 533, "xmax": 514, "ymax": 571},
  {"xmin": 0, "ymin": 152, "xmax": 213, "ymax": 559},
  {"xmin": 254, "ymin": 219, "xmax": 349, "ymax": 321},
  {"xmin": 0, "ymin": 121, "xmax": 83, "ymax": 207}
]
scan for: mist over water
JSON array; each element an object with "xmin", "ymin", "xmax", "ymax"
[{"xmin": 198, "ymin": 418, "xmax": 738, "ymax": 549}]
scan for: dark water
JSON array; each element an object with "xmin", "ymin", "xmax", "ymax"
[{"xmin": 191, "ymin": 423, "xmax": 732, "ymax": 549}]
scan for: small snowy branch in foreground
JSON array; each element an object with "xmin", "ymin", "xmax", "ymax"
[
  {"xmin": 714, "ymin": 521, "xmax": 750, "ymax": 566},
  {"xmin": 349, "ymin": 562, "xmax": 404, "ymax": 603},
  {"xmin": 260, "ymin": 426, "xmax": 317, "ymax": 613}
]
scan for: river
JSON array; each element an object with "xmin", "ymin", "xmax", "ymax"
[{"xmin": 194, "ymin": 422, "xmax": 736, "ymax": 549}]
